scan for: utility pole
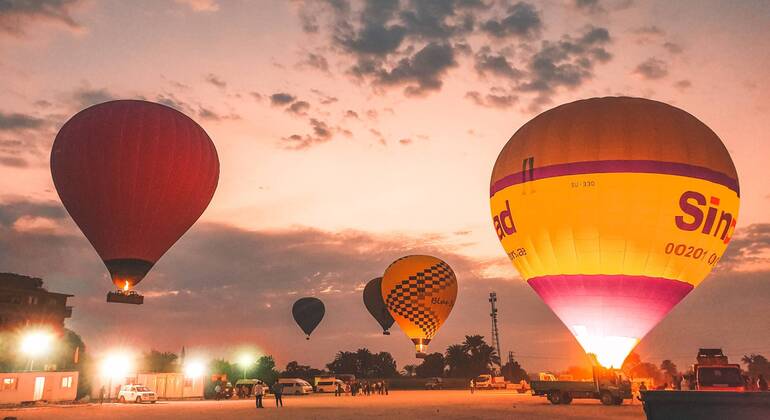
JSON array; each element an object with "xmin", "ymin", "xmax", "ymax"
[{"xmin": 489, "ymin": 292, "xmax": 503, "ymax": 372}]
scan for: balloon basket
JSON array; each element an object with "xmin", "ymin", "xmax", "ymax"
[
  {"xmin": 415, "ymin": 352, "xmax": 427, "ymax": 359},
  {"xmin": 107, "ymin": 290, "xmax": 144, "ymax": 305},
  {"xmin": 383, "ymin": 331, "xmax": 390, "ymax": 336}
]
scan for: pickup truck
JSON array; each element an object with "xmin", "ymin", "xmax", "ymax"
[
  {"xmin": 474, "ymin": 374, "xmax": 507, "ymax": 390},
  {"xmin": 530, "ymin": 366, "xmax": 631, "ymax": 405}
]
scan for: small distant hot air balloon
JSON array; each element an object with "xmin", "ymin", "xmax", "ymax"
[
  {"xmin": 382, "ymin": 255, "xmax": 458, "ymax": 358},
  {"xmin": 363, "ymin": 277, "xmax": 395, "ymax": 335},
  {"xmin": 490, "ymin": 97, "xmax": 739, "ymax": 368},
  {"xmin": 50, "ymin": 100, "xmax": 219, "ymax": 304},
  {"xmin": 292, "ymin": 297, "xmax": 325, "ymax": 340}
]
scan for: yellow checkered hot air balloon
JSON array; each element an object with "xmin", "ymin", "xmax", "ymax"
[
  {"xmin": 382, "ymin": 255, "xmax": 458, "ymax": 358},
  {"xmin": 490, "ymin": 97, "xmax": 739, "ymax": 368}
]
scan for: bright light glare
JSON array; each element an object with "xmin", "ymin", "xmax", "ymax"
[
  {"xmin": 20, "ymin": 331, "xmax": 53, "ymax": 357},
  {"xmin": 237, "ymin": 354, "xmax": 254, "ymax": 369},
  {"xmin": 101, "ymin": 352, "xmax": 133, "ymax": 379},
  {"xmin": 573, "ymin": 325, "xmax": 638, "ymax": 368},
  {"xmin": 184, "ymin": 359, "xmax": 206, "ymax": 378}
]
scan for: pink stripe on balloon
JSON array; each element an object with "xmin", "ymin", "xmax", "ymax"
[{"xmin": 527, "ymin": 275, "xmax": 693, "ymax": 341}]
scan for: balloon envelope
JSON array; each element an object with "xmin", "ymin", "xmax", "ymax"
[
  {"xmin": 490, "ymin": 97, "xmax": 739, "ymax": 367},
  {"xmin": 382, "ymin": 255, "xmax": 458, "ymax": 357},
  {"xmin": 363, "ymin": 277, "xmax": 395, "ymax": 334},
  {"xmin": 292, "ymin": 297, "xmax": 325, "ymax": 339},
  {"xmin": 51, "ymin": 100, "xmax": 219, "ymax": 294}
]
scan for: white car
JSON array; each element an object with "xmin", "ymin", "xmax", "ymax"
[{"xmin": 118, "ymin": 384, "xmax": 158, "ymax": 403}]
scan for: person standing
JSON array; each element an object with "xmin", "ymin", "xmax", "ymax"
[
  {"xmin": 254, "ymin": 382, "xmax": 264, "ymax": 408},
  {"xmin": 335, "ymin": 381, "xmax": 342, "ymax": 397},
  {"xmin": 759, "ymin": 374, "xmax": 768, "ymax": 391},
  {"xmin": 273, "ymin": 381, "xmax": 284, "ymax": 407},
  {"xmin": 384, "ymin": 380, "xmax": 389, "ymax": 396},
  {"xmin": 470, "ymin": 378, "xmax": 475, "ymax": 394}
]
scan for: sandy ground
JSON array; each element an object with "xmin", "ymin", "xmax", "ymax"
[{"xmin": 0, "ymin": 390, "xmax": 646, "ymax": 419}]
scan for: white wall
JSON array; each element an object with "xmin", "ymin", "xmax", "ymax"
[{"xmin": 91, "ymin": 372, "xmax": 204, "ymax": 400}]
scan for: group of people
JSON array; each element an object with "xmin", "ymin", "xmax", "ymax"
[
  {"xmin": 336, "ymin": 380, "xmax": 389, "ymax": 396},
  {"xmin": 253, "ymin": 382, "xmax": 283, "ymax": 409},
  {"xmin": 637, "ymin": 373, "xmax": 768, "ymax": 392}
]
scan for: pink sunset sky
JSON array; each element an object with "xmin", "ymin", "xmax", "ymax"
[{"xmin": 1, "ymin": 0, "xmax": 769, "ymax": 373}]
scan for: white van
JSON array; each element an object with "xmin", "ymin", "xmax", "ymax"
[
  {"xmin": 278, "ymin": 378, "xmax": 313, "ymax": 395},
  {"xmin": 315, "ymin": 378, "xmax": 345, "ymax": 393}
]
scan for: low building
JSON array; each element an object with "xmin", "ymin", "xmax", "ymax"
[
  {"xmin": 0, "ymin": 273, "xmax": 73, "ymax": 331},
  {"xmin": 91, "ymin": 372, "xmax": 205, "ymax": 400},
  {"xmin": 0, "ymin": 371, "xmax": 78, "ymax": 404}
]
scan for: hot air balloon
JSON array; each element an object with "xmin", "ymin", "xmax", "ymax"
[
  {"xmin": 363, "ymin": 277, "xmax": 395, "ymax": 335},
  {"xmin": 382, "ymin": 255, "xmax": 458, "ymax": 357},
  {"xmin": 50, "ymin": 100, "xmax": 219, "ymax": 304},
  {"xmin": 489, "ymin": 97, "xmax": 739, "ymax": 368},
  {"xmin": 292, "ymin": 297, "xmax": 325, "ymax": 340}
]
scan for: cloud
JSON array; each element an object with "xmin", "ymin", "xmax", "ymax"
[
  {"xmin": 481, "ymin": 2, "xmax": 542, "ymax": 39},
  {"xmin": 572, "ymin": 0, "xmax": 604, "ymax": 14},
  {"xmin": 718, "ymin": 224, "xmax": 770, "ymax": 271},
  {"xmin": 281, "ymin": 118, "xmax": 335, "ymax": 150},
  {"xmin": 301, "ymin": 53, "xmax": 331, "ymax": 73},
  {"xmin": 71, "ymin": 87, "xmax": 115, "ymax": 109},
  {"xmin": 0, "ymin": 112, "xmax": 47, "ymax": 131},
  {"xmin": 663, "ymin": 41, "xmax": 683, "ymax": 54},
  {"xmin": 270, "ymin": 93, "xmax": 297, "ymax": 106},
  {"xmin": 633, "ymin": 57, "xmax": 668, "ymax": 79},
  {"xmin": 0, "ymin": 0, "xmax": 83, "ymax": 36},
  {"xmin": 344, "ymin": 110, "xmax": 359, "ymax": 119},
  {"xmin": 174, "ymin": 0, "xmax": 220, "ymax": 12},
  {"xmin": 0, "ymin": 156, "xmax": 28, "ymax": 168},
  {"xmin": 250, "ymin": 92, "xmax": 263, "ymax": 101},
  {"xmin": 474, "ymin": 47, "xmax": 522, "ymax": 80},
  {"xmin": 287, "ymin": 100, "xmax": 311, "ymax": 116},
  {"xmin": 515, "ymin": 25, "xmax": 612, "ymax": 108},
  {"xmin": 674, "ymin": 79, "xmax": 692, "ymax": 90},
  {"xmin": 398, "ymin": 138, "xmax": 412, "ymax": 145},
  {"xmin": 369, "ymin": 42, "xmax": 458, "ymax": 96},
  {"xmin": 204, "ymin": 73, "xmax": 227, "ymax": 89},
  {"xmin": 155, "ymin": 93, "xmax": 194, "ymax": 114},
  {"xmin": 197, "ymin": 106, "xmax": 239, "ymax": 121},
  {"xmin": 465, "ymin": 90, "xmax": 518, "ymax": 108}
]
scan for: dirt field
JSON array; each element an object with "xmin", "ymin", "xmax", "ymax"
[{"xmin": 0, "ymin": 390, "xmax": 646, "ymax": 419}]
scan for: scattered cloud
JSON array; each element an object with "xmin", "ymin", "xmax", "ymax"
[
  {"xmin": 270, "ymin": 93, "xmax": 297, "ymax": 106},
  {"xmin": 287, "ymin": 100, "xmax": 311, "ymax": 116},
  {"xmin": 344, "ymin": 110, "xmax": 359, "ymax": 119},
  {"xmin": 481, "ymin": 2, "xmax": 543, "ymax": 39},
  {"xmin": 674, "ymin": 79, "xmax": 692, "ymax": 90},
  {"xmin": 281, "ymin": 118, "xmax": 335, "ymax": 150},
  {"xmin": 301, "ymin": 53, "xmax": 331, "ymax": 73},
  {"xmin": 250, "ymin": 92, "xmax": 263, "ymax": 101},
  {"xmin": 572, "ymin": 0, "xmax": 604, "ymax": 14},
  {"xmin": 70, "ymin": 86, "xmax": 115, "ymax": 108},
  {"xmin": 0, "ymin": 112, "xmax": 47, "ymax": 131},
  {"xmin": 474, "ymin": 47, "xmax": 522, "ymax": 80},
  {"xmin": 398, "ymin": 138, "xmax": 412, "ymax": 145},
  {"xmin": 0, "ymin": 156, "xmax": 28, "ymax": 168},
  {"xmin": 663, "ymin": 41, "xmax": 683, "ymax": 54},
  {"xmin": 633, "ymin": 57, "xmax": 668, "ymax": 79},
  {"xmin": 174, "ymin": 0, "xmax": 220, "ymax": 12},
  {"xmin": 0, "ymin": 0, "xmax": 84, "ymax": 36},
  {"xmin": 367, "ymin": 42, "xmax": 458, "ymax": 97},
  {"xmin": 204, "ymin": 73, "xmax": 227, "ymax": 89},
  {"xmin": 198, "ymin": 106, "xmax": 240, "ymax": 121},
  {"xmin": 718, "ymin": 224, "xmax": 770, "ymax": 272},
  {"xmin": 465, "ymin": 91, "xmax": 518, "ymax": 108}
]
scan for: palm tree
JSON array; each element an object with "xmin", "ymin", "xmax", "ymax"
[
  {"xmin": 402, "ymin": 364, "xmax": 418, "ymax": 377},
  {"xmin": 445, "ymin": 344, "xmax": 469, "ymax": 377}
]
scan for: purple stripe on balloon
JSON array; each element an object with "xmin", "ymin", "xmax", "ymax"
[
  {"xmin": 527, "ymin": 274, "xmax": 693, "ymax": 340},
  {"xmin": 490, "ymin": 160, "xmax": 740, "ymax": 197}
]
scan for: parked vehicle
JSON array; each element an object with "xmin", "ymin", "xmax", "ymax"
[
  {"xmin": 234, "ymin": 379, "xmax": 271, "ymax": 397},
  {"xmin": 530, "ymin": 366, "xmax": 632, "ymax": 405},
  {"xmin": 117, "ymin": 384, "xmax": 157, "ymax": 403},
  {"xmin": 474, "ymin": 374, "xmax": 507, "ymax": 390},
  {"xmin": 693, "ymin": 348, "xmax": 744, "ymax": 391},
  {"xmin": 314, "ymin": 376, "xmax": 346, "ymax": 393},
  {"xmin": 278, "ymin": 378, "xmax": 313, "ymax": 395},
  {"xmin": 425, "ymin": 377, "xmax": 443, "ymax": 390},
  {"xmin": 508, "ymin": 379, "xmax": 530, "ymax": 393}
]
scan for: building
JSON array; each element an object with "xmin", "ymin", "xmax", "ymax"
[
  {"xmin": 91, "ymin": 372, "xmax": 205, "ymax": 400},
  {"xmin": 0, "ymin": 371, "xmax": 78, "ymax": 404},
  {"xmin": 0, "ymin": 273, "xmax": 73, "ymax": 331}
]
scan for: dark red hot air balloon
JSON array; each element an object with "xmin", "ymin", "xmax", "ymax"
[{"xmin": 51, "ymin": 100, "xmax": 219, "ymax": 304}]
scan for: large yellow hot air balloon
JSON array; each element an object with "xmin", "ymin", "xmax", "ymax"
[
  {"xmin": 490, "ymin": 97, "xmax": 739, "ymax": 368},
  {"xmin": 382, "ymin": 255, "xmax": 458, "ymax": 357}
]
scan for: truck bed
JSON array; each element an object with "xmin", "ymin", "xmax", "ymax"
[{"xmin": 530, "ymin": 380, "xmax": 596, "ymax": 395}]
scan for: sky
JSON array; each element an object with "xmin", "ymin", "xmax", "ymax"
[{"xmin": 1, "ymin": 0, "xmax": 769, "ymax": 374}]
